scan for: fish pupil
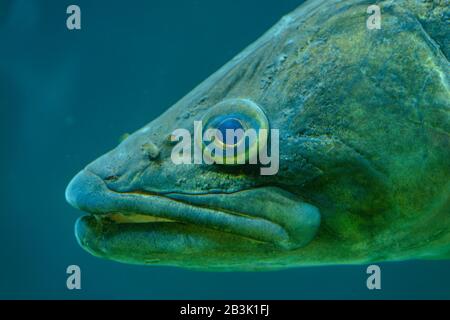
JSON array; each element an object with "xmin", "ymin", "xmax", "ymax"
[{"xmin": 216, "ymin": 118, "xmax": 244, "ymax": 145}]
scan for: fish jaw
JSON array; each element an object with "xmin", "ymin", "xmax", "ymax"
[{"xmin": 65, "ymin": 169, "xmax": 321, "ymax": 269}]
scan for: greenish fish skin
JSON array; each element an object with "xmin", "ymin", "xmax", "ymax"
[{"xmin": 66, "ymin": 0, "xmax": 450, "ymax": 271}]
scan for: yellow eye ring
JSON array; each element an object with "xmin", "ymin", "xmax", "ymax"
[{"xmin": 195, "ymin": 99, "xmax": 269, "ymax": 165}]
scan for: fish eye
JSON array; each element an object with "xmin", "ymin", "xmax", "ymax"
[{"xmin": 196, "ymin": 99, "xmax": 269, "ymax": 165}]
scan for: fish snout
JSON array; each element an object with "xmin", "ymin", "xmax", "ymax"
[
  {"xmin": 83, "ymin": 134, "xmax": 161, "ymax": 188},
  {"xmin": 66, "ymin": 132, "xmax": 163, "ymax": 214},
  {"xmin": 65, "ymin": 169, "xmax": 111, "ymax": 213}
]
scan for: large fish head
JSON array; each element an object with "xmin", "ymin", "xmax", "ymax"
[{"xmin": 65, "ymin": 0, "xmax": 450, "ymax": 270}]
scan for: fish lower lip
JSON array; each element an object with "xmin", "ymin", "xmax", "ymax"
[{"xmin": 65, "ymin": 170, "xmax": 292, "ymax": 246}]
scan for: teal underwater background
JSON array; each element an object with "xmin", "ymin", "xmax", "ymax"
[{"xmin": 1, "ymin": 0, "xmax": 450, "ymax": 299}]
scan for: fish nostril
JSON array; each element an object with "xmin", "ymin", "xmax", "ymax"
[
  {"xmin": 104, "ymin": 175, "xmax": 120, "ymax": 182},
  {"xmin": 166, "ymin": 134, "xmax": 178, "ymax": 145},
  {"xmin": 141, "ymin": 142, "xmax": 160, "ymax": 160}
]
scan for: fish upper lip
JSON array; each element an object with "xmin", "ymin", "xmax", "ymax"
[{"xmin": 65, "ymin": 169, "xmax": 291, "ymax": 246}]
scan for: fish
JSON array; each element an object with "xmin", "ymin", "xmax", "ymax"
[{"xmin": 65, "ymin": 0, "xmax": 449, "ymax": 271}]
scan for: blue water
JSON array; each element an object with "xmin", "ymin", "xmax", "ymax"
[{"xmin": 1, "ymin": 0, "xmax": 449, "ymax": 299}]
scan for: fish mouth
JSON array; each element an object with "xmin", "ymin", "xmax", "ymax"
[{"xmin": 66, "ymin": 170, "xmax": 320, "ymax": 265}]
